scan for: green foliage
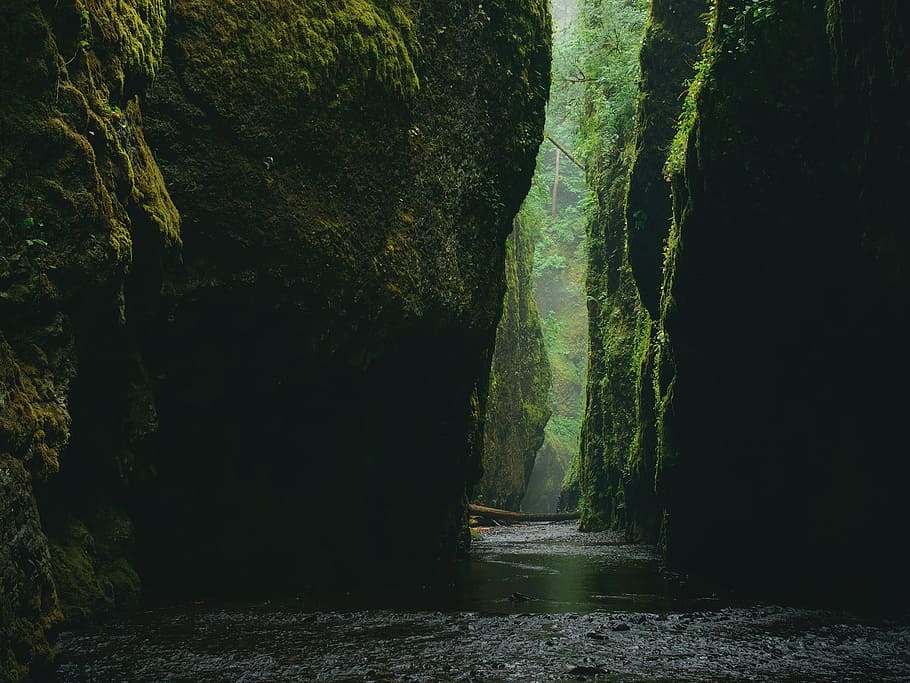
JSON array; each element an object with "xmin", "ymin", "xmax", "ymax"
[
  {"xmin": 572, "ymin": 0, "xmax": 646, "ymax": 163},
  {"xmin": 170, "ymin": 0, "xmax": 419, "ymax": 119},
  {"xmin": 79, "ymin": 8, "xmax": 92, "ymax": 49},
  {"xmin": 565, "ymin": 0, "xmax": 647, "ymax": 529},
  {"xmin": 521, "ymin": 139, "xmax": 587, "ymax": 509},
  {"xmin": 666, "ymin": 5, "xmax": 715, "ymax": 175},
  {"xmin": 523, "ymin": 0, "xmax": 646, "ymax": 513}
]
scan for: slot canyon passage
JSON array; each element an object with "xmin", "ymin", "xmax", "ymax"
[{"xmin": 2, "ymin": 0, "xmax": 910, "ymax": 680}]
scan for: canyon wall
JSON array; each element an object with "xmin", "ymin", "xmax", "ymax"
[
  {"xmin": 655, "ymin": 0, "xmax": 910, "ymax": 602},
  {"xmin": 476, "ymin": 218, "xmax": 551, "ymax": 510},
  {"xmin": 0, "ymin": 0, "xmax": 550, "ymax": 677},
  {"xmin": 580, "ymin": 0, "xmax": 910, "ymax": 604}
]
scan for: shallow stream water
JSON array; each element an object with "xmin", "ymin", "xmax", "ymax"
[{"xmin": 54, "ymin": 522, "xmax": 910, "ymax": 681}]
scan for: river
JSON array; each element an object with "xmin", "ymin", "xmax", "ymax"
[{"xmin": 53, "ymin": 522, "xmax": 910, "ymax": 681}]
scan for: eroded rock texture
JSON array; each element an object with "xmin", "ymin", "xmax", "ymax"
[
  {"xmin": 1, "ymin": 0, "xmax": 177, "ymax": 676},
  {"xmin": 1, "ymin": 0, "xmax": 550, "ymax": 676}
]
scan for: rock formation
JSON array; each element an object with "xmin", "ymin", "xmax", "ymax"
[
  {"xmin": 0, "ymin": 0, "xmax": 550, "ymax": 676},
  {"xmin": 476, "ymin": 217, "xmax": 551, "ymax": 510}
]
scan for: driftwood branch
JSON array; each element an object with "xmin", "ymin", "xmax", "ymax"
[
  {"xmin": 543, "ymin": 132, "xmax": 586, "ymax": 171},
  {"xmin": 468, "ymin": 503, "xmax": 580, "ymax": 524}
]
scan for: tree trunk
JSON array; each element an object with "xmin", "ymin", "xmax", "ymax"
[
  {"xmin": 468, "ymin": 503, "xmax": 580, "ymax": 524},
  {"xmin": 551, "ymin": 148, "xmax": 561, "ymax": 218}
]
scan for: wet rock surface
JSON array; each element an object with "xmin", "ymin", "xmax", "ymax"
[{"xmin": 54, "ymin": 523, "xmax": 910, "ymax": 681}]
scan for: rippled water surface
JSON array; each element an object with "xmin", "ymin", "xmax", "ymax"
[{"xmin": 54, "ymin": 523, "xmax": 910, "ymax": 681}]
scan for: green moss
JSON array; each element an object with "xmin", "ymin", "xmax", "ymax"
[
  {"xmin": 0, "ymin": 617, "xmax": 55, "ymax": 683},
  {"xmin": 0, "ymin": 455, "xmax": 61, "ymax": 681},
  {"xmin": 125, "ymin": 98, "xmax": 181, "ymax": 249},
  {"xmin": 170, "ymin": 0, "xmax": 419, "ymax": 120},
  {"xmin": 48, "ymin": 508, "xmax": 140, "ymax": 621},
  {"xmin": 2, "ymin": 0, "xmax": 178, "ymax": 676},
  {"xmin": 82, "ymin": 0, "xmax": 168, "ymax": 92},
  {"xmin": 49, "ymin": 519, "xmax": 113, "ymax": 621},
  {"xmin": 664, "ymin": 8, "xmax": 715, "ymax": 177},
  {"xmin": 0, "ymin": 336, "xmax": 71, "ymax": 481}
]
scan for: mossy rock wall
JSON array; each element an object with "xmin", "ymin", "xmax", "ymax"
[
  {"xmin": 576, "ymin": 136, "xmax": 650, "ymax": 533},
  {"xmin": 476, "ymin": 218, "xmax": 551, "ymax": 511},
  {"xmin": 655, "ymin": 0, "xmax": 910, "ymax": 603},
  {"xmin": 570, "ymin": 0, "xmax": 649, "ymax": 536},
  {"xmin": 577, "ymin": 0, "xmax": 704, "ymax": 540},
  {"xmin": 135, "ymin": 0, "xmax": 550, "ymax": 594},
  {"xmin": 580, "ymin": 0, "xmax": 910, "ymax": 604},
  {"xmin": 1, "ymin": 0, "xmax": 549, "ymax": 676},
  {"xmin": 625, "ymin": 0, "xmax": 706, "ymax": 319},
  {"xmin": 1, "ymin": 0, "xmax": 178, "ymax": 677}
]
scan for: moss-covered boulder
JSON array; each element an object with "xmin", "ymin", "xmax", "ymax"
[
  {"xmin": 655, "ymin": 0, "xmax": 910, "ymax": 603},
  {"xmin": 476, "ymin": 218, "xmax": 551, "ymax": 510}
]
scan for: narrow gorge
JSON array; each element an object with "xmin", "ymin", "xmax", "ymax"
[{"xmin": 2, "ymin": 0, "xmax": 909, "ymax": 681}]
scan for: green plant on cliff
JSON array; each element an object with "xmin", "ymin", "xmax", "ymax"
[
  {"xmin": 517, "ymin": 0, "xmax": 589, "ymax": 513},
  {"xmin": 78, "ymin": 8, "xmax": 92, "ymax": 49},
  {"xmin": 666, "ymin": 6, "xmax": 715, "ymax": 176},
  {"xmin": 565, "ymin": 0, "xmax": 647, "ymax": 530}
]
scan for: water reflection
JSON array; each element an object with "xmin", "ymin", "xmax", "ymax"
[
  {"xmin": 453, "ymin": 523, "xmax": 689, "ymax": 614},
  {"xmin": 53, "ymin": 522, "xmax": 910, "ymax": 682}
]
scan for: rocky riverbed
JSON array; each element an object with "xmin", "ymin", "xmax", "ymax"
[{"xmin": 53, "ymin": 523, "xmax": 910, "ymax": 681}]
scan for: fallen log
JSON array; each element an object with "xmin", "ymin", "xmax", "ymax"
[{"xmin": 468, "ymin": 504, "xmax": 580, "ymax": 524}]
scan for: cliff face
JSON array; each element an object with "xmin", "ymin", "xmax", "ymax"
[
  {"xmin": 655, "ymin": 0, "xmax": 910, "ymax": 602},
  {"xmin": 577, "ymin": 129, "xmax": 647, "ymax": 532},
  {"xmin": 1, "ymin": 0, "xmax": 178, "ymax": 676},
  {"xmin": 570, "ymin": 0, "xmax": 648, "ymax": 533},
  {"xmin": 587, "ymin": 0, "xmax": 704, "ymax": 541},
  {"xmin": 477, "ymin": 218, "xmax": 551, "ymax": 511},
  {"xmin": 626, "ymin": 0, "xmax": 706, "ymax": 320},
  {"xmin": 1, "ymin": 0, "xmax": 550, "ymax": 676},
  {"xmin": 136, "ymin": 0, "xmax": 549, "ymax": 596},
  {"xmin": 581, "ymin": 0, "xmax": 909, "ymax": 603}
]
